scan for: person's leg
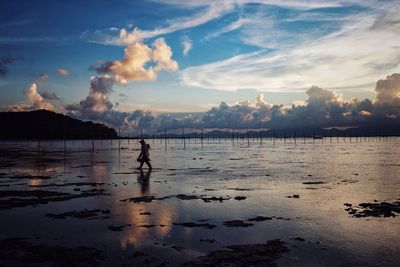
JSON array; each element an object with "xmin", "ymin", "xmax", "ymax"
[
  {"xmin": 137, "ymin": 161, "xmax": 144, "ymax": 169},
  {"xmin": 145, "ymin": 160, "xmax": 152, "ymax": 169}
]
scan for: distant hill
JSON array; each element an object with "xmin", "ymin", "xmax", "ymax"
[
  {"xmin": 0, "ymin": 110, "xmax": 117, "ymax": 139},
  {"xmin": 147, "ymin": 127, "xmax": 399, "ymax": 139}
]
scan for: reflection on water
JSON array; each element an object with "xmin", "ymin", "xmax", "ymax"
[
  {"xmin": 0, "ymin": 138, "xmax": 399, "ymax": 266},
  {"xmin": 137, "ymin": 169, "xmax": 151, "ymax": 195},
  {"xmin": 118, "ymin": 201, "xmax": 175, "ymax": 250},
  {"xmin": 117, "ymin": 169, "xmax": 175, "ymax": 250}
]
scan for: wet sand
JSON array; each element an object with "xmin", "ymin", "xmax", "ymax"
[{"xmin": 0, "ymin": 138, "xmax": 399, "ymax": 266}]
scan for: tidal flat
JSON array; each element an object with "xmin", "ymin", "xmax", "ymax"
[{"xmin": 0, "ymin": 138, "xmax": 399, "ymax": 266}]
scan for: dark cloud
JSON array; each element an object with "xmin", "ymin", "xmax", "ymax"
[
  {"xmin": 39, "ymin": 91, "xmax": 60, "ymax": 100},
  {"xmin": 64, "ymin": 73, "xmax": 400, "ymax": 134},
  {"xmin": 89, "ymin": 75, "xmax": 114, "ymax": 94},
  {"xmin": 0, "ymin": 56, "xmax": 18, "ymax": 77},
  {"xmin": 65, "ymin": 76, "xmax": 115, "ymax": 114},
  {"xmin": 89, "ymin": 61, "xmax": 112, "ymax": 74}
]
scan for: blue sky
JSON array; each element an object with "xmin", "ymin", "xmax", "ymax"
[{"xmin": 0, "ymin": 0, "xmax": 399, "ymax": 127}]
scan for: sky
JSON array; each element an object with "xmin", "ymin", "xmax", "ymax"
[{"xmin": 0, "ymin": 0, "xmax": 399, "ymax": 133}]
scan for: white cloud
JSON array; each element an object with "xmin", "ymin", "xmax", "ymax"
[
  {"xmin": 152, "ymin": 38, "xmax": 179, "ymax": 71},
  {"xmin": 84, "ymin": 0, "xmax": 345, "ymax": 46},
  {"xmin": 142, "ymin": 3, "xmax": 234, "ymax": 38},
  {"xmin": 56, "ymin": 69, "xmax": 69, "ymax": 76},
  {"xmin": 180, "ymin": 2, "xmax": 400, "ymax": 92},
  {"xmin": 156, "ymin": 0, "xmax": 344, "ymax": 10},
  {"xmin": 83, "ymin": 3, "xmax": 234, "ymax": 46},
  {"xmin": 374, "ymin": 73, "xmax": 400, "ymax": 105},
  {"xmin": 204, "ymin": 17, "xmax": 253, "ymax": 40},
  {"xmin": 255, "ymin": 93, "xmax": 271, "ymax": 108},
  {"xmin": 11, "ymin": 82, "xmax": 56, "ymax": 112},
  {"xmin": 67, "ymin": 28, "xmax": 178, "ymax": 127},
  {"xmin": 93, "ymin": 35, "xmax": 178, "ymax": 84},
  {"xmin": 27, "ymin": 83, "xmax": 54, "ymax": 110},
  {"xmin": 181, "ymin": 36, "xmax": 192, "ymax": 56}
]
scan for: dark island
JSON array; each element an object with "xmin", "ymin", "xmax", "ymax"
[{"xmin": 0, "ymin": 110, "xmax": 117, "ymax": 140}]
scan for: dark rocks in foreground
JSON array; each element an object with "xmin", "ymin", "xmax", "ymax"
[
  {"xmin": 120, "ymin": 195, "xmax": 170, "ymax": 203},
  {"xmin": 223, "ymin": 220, "xmax": 254, "ymax": 227},
  {"xmin": 0, "ymin": 237, "xmax": 105, "ymax": 267},
  {"xmin": 46, "ymin": 209, "xmax": 111, "ymax": 219},
  {"xmin": 247, "ymin": 216, "xmax": 273, "ymax": 222},
  {"xmin": 344, "ymin": 201, "xmax": 400, "ymax": 218},
  {"xmin": 291, "ymin": 237, "xmax": 306, "ymax": 242},
  {"xmin": 0, "ymin": 190, "xmax": 109, "ymax": 210},
  {"xmin": 200, "ymin": 239, "xmax": 216, "ymax": 243},
  {"xmin": 180, "ymin": 239, "xmax": 289, "ymax": 267},
  {"xmin": 108, "ymin": 224, "xmax": 131, "ymax": 231},
  {"xmin": 302, "ymin": 181, "xmax": 325, "ymax": 185},
  {"xmin": 176, "ymin": 194, "xmax": 232, "ymax": 202},
  {"xmin": 5, "ymin": 174, "xmax": 51, "ymax": 180},
  {"xmin": 30, "ymin": 182, "xmax": 105, "ymax": 188},
  {"xmin": 173, "ymin": 222, "xmax": 217, "ymax": 229},
  {"xmin": 227, "ymin": 187, "xmax": 254, "ymax": 191},
  {"xmin": 121, "ymin": 194, "xmax": 233, "ymax": 203}
]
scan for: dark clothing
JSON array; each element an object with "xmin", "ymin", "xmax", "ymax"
[
  {"xmin": 138, "ymin": 143, "xmax": 152, "ymax": 169},
  {"xmin": 140, "ymin": 144, "xmax": 150, "ymax": 161}
]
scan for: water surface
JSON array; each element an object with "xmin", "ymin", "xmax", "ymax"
[{"xmin": 0, "ymin": 138, "xmax": 399, "ymax": 266}]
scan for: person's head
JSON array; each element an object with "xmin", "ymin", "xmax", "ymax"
[{"xmin": 139, "ymin": 139, "xmax": 145, "ymax": 145}]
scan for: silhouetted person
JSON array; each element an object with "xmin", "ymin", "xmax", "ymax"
[
  {"xmin": 137, "ymin": 169, "xmax": 151, "ymax": 194},
  {"xmin": 137, "ymin": 139, "xmax": 152, "ymax": 170}
]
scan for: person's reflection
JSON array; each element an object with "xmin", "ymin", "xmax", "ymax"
[{"xmin": 137, "ymin": 169, "xmax": 151, "ymax": 194}]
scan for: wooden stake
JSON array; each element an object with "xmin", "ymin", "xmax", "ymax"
[{"xmin": 182, "ymin": 127, "xmax": 186, "ymax": 149}]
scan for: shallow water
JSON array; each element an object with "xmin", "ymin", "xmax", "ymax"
[{"xmin": 0, "ymin": 138, "xmax": 399, "ymax": 266}]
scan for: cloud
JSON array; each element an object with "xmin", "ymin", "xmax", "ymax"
[
  {"xmin": 181, "ymin": 36, "xmax": 192, "ymax": 56},
  {"xmin": 143, "ymin": 3, "xmax": 234, "ymax": 37},
  {"xmin": 118, "ymin": 28, "xmax": 144, "ymax": 46},
  {"xmin": 255, "ymin": 93, "xmax": 271, "ymax": 109},
  {"xmin": 180, "ymin": 1, "xmax": 400, "ymax": 92},
  {"xmin": 26, "ymin": 83, "xmax": 54, "ymax": 110},
  {"xmin": 165, "ymin": 73, "xmax": 399, "ymax": 130},
  {"xmin": 66, "ymin": 28, "xmax": 178, "ymax": 130},
  {"xmin": 39, "ymin": 91, "xmax": 60, "ymax": 100},
  {"xmin": 0, "ymin": 56, "xmax": 18, "ymax": 77},
  {"xmin": 157, "ymin": 0, "xmax": 344, "ymax": 10},
  {"xmin": 10, "ymin": 82, "xmax": 56, "ymax": 112},
  {"xmin": 92, "ymin": 36, "xmax": 178, "ymax": 84},
  {"xmin": 306, "ymin": 86, "xmax": 343, "ymax": 105},
  {"xmin": 79, "ymin": 1, "xmax": 399, "ymax": 95},
  {"xmin": 83, "ymin": 1, "xmax": 345, "ymax": 46},
  {"xmin": 43, "ymin": 73, "xmax": 400, "ymax": 133},
  {"xmin": 65, "ymin": 76, "xmax": 114, "ymax": 114},
  {"xmin": 186, "ymin": 76, "xmax": 400, "ymax": 130},
  {"xmin": 152, "ymin": 38, "xmax": 179, "ymax": 71},
  {"xmin": 204, "ymin": 17, "xmax": 253, "ymax": 40},
  {"xmin": 56, "ymin": 69, "xmax": 69, "ymax": 76},
  {"xmin": 83, "ymin": 3, "xmax": 234, "ymax": 45},
  {"xmin": 65, "ymin": 76, "xmax": 159, "ymax": 130},
  {"xmin": 374, "ymin": 73, "xmax": 400, "ymax": 105}
]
